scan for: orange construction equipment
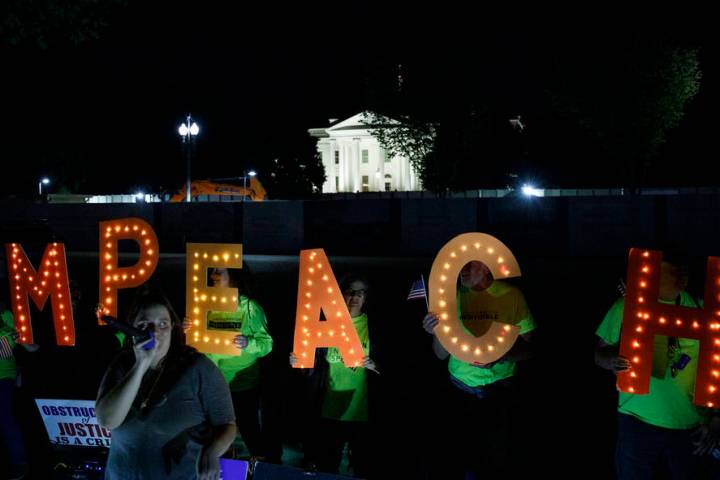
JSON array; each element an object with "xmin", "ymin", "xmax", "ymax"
[{"xmin": 170, "ymin": 178, "xmax": 267, "ymax": 202}]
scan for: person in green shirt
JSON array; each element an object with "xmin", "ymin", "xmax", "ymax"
[
  {"xmin": 195, "ymin": 266, "xmax": 273, "ymax": 459},
  {"xmin": 289, "ymin": 274, "xmax": 379, "ymax": 478},
  {"xmin": 1, "ymin": 294, "xmax": 37, "ymax": 480},
  {"xmin": 422, "ymin": 260, "xmax": 536, "ymax": 478},
  {"xmin": 595, "ymin": 250, "xmax": 720, "ymax": 479}
]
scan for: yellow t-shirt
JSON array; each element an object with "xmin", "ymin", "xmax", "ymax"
[
  {"xmin": 205, "ymin": 296, "xmax": 273, "ymax": 392},
  {"xmin": 321, "ymin": 313, "xmax": 371, "ymax": 422},
  {"xmin": 448, "ymin": 281, "xmax": 536, "ymax": 387},
  {"xmin": 596, "ymin": 293, "xmax": 705, "ymax": 429}
]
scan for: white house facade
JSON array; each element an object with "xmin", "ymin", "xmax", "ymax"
[{"xmin": 309, "ymin": 113, "xmax": 422, "ymax": 193}]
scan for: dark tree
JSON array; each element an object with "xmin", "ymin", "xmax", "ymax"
[{"xmin": 550, "ymin": 29, "xmax": 701, "ymax": 189}]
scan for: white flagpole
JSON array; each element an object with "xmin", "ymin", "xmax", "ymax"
[{"xmin": 420, "ymin": 274, "xmax": 429, "ymax": 311}]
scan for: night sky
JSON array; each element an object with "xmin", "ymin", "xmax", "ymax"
[{"xmin": 1, "ymin": 6, "xmax": 717, "ymax": 195}]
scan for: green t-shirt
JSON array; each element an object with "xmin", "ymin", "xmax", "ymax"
[
  {"xmin": 595, "ymin": 292, "xmax": 705, "ymax": 429},
  {"xmin": 205, "ymin": 296, "xmax": 273, "ymax": 392},
  {"xmin": 448, "ymin": 281, "xmax": 536, "ymax": 387},
  {"xmin": 321, "ymin": 313, "xmax": 371, "ymax": 422},
  {"xmin": 0, "ymin": 310, "xmax": 17, "ymax": 380}
]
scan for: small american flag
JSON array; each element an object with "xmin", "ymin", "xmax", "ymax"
[
  {"xmin": 0, "ymin": 335, "xmax": 13, "ymax": 360},
  {"xmin": 407, "ymin": 275, "xmax": 428, "ymax": 308}
]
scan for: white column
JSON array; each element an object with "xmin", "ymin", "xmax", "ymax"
[
  {"xmin": 378, "ymin": 146, "xmax": 385, "ymax": 191},
  {"xmin": 336, "ymin": 142, "xmax": 342, "ymax": 193},
  {"xmin": 327, "ymin": 142, "xmax": 334, "ymax": 192},
  {"xmin": 333, "ymin": 141, "xmax": 340, "ymax": 192},
  {"xmin": 374, "ymin": 144, "xmax": 382, "ymax": 192},
  {"xmin": 404, "ymin": 157, "xmax": 411, "ymax": 190},
  {"xmin": 336, "ymin": 141, "xmax": 342, "ymax": 192},
  {"xmin": 340, "ymin": 142, "xmax": 346, "ymax": 191},
  {"xmin": 345, "ymin": 142, "xmax": 352, "ymax": 191},
  {"xmin": 353, "ymin": 138, "xmax": 361, "ymax": 192},
  {"xmin": 337, "ymin": 142, "xmax": 342, "ymax": 192},
  {"xmin": 320, "ymin": 142, "xmax": 332, "ymax": 193}
]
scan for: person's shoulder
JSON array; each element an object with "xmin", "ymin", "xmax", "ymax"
[
  {"xmin": 608, "ymin": 297, "xmax": 625, "ymax": 311},
  {"xmin": 489, "ymin": 280, "xmax": 521, "ymax": 297},
  {"xmin": 189, "ymin": 353, "xmax": 231, "ymax": 391},
  {"xmin": 679, "ymin": 290, "xmax": 701, "ymax": 308},
  {"xmin": 244, "ymin": 296, "xmax": 265, "ymax": 313},
  {"xmin": 176, "ymin": 351, "xmax": 219, "ymax": 387},
  {"xmin": 190, "ymin": 351, "xmax": 222, "ymax": 374},
  {"xmin": 598, "ymin": 297, "xmax": 625, "ymax": 328}
]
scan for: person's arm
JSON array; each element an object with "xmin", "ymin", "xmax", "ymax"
[
  {"xmin": 594, "ymin": 338, "xmax": 632, "ymax": 373},
  {"xmin": 289, "ymin": 351, "xmax": 316, "ymax": 376},
  {"xmin": 431, "ymin": 336, "xmax": 449, "ymax": 360},
  {"xmin": 1, "ymin": 314, "xmax": 39, "ymax": 353},
  {"xmin": 196, "ymin": 358, "xmax": 238, "ymax": 479},
  {"xmin": 95, "ymin": 338, "xmax": 156, "ymax": 429},
  {"xmin": 422, "ymin": 312, "xmax": 450, "ymax": 360},
  {"xmin": 505, "ymin": 331, "xmax": 534, "ymax": 362},
  {"xmin": 10, "ymin": 331, "xmax": 39, "ymax": 352},
  {"xmin": 361, "ymin": 356, "xmax": 381, "ymax": 374},
  {"xmin": 19, "ymin": 342, "xmax": 40, "ymax": 353},
  {"xmin": 693, "ymin": 413, "xmax": 720, "ymax": 456},
  {"xmin": 197, "ymin": 423, "xmax": 237, "ymax": 480},
  {"xmin": 595, "ymin": 298, "xmax": 628, "ymax": 373}
]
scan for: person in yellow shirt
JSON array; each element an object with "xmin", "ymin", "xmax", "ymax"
[
  {"xmin": 422, "ymin": 260, "xmax": 536, "ymax": 478},
  {"xmin": 595, "ymin": 249, "xmax": 720, "ymax": 479},
  {"xmin": 194, "ymin": 266, "xmax": 273, "ymax": 458},
  {"xmin": 290, "ymin": 274, "xmax": 379, "ymax": 478}
]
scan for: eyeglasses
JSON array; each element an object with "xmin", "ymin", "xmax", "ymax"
[{"xmin": 342, "ymin": 289, "xmax": 367, "ymax": 298}]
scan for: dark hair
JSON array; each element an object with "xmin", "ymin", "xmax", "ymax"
[
  {"xmin": 660, "ymin": 246, "xmax": 690, "ymax": 270},
  {"xmin": 338, "ymin": 273, "xmax": 370, "ymax": 313},
  {"xmin": 212, "ymin": 263, "xmax": 256, "ymax": 300},
  {"xmin": 231, "ymin": 264, "xmax": 256, "ymax": 299}
]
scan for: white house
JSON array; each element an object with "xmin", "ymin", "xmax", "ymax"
[{"xmin": 309, "ymin": 113, "xmax": 422, "ymax": 193}]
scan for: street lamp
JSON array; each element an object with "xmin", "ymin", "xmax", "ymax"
[
  {"xmin": 38, "ymin": 177, "xmax": 50, "ymax": 195},
  {"xmin": 243, "ymin": 170, "xmax": 257, "ymax": 203},
  {"xmin": 521, "ymin": 184, "xmax": 544, "ymax": 198},
  {"xmin": 178, "ymin": 114, "xmax": 200, "ymax": 202}
]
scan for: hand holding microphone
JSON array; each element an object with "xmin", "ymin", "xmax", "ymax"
[{"xmin": 95, "ymin": 304, "xmax": 156, "ymax": 351}]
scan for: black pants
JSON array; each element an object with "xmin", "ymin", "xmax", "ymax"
[
  {"xmin": 434, "ymin": 379, "xmax": 515, "ymax": 480},
  {"xmin": 310, "ymin": 418, "xmax": 372, "ymax": 478},
  {"xmin": 231, "ymin": 389, "xmax": 263, "ymax": 457},
  {"xmin": 0, "ymin": 378, "xmax": 26, "ymax": 466},
  {"xmin": 615, "ymin": 413, "xmax": 702, "ymax": 480}
]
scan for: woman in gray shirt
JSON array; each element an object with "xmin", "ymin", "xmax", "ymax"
[{"xmin": 96, "ymin": 289, "xmax": 236, "ymax": 480}]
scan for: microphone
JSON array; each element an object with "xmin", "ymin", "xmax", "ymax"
[{"xmin": 100, "ymin": 315, "xmax": 156, "ymax": 351}]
